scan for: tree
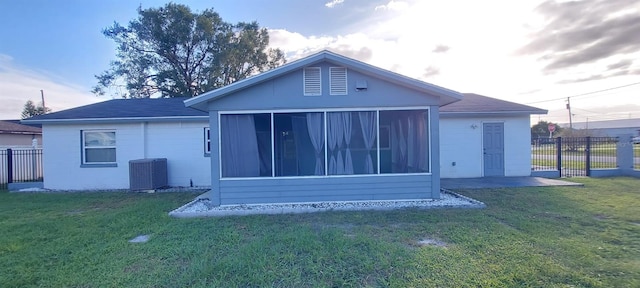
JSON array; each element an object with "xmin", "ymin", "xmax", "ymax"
[
  {"xmin": 21, "ymin": 100, "xmax": 51, "ymax": 119},
  {"xmin": 93, "ymin": 3, "xmax": 286, "ymax": 98},
  {"xmin": 531, "ymin": 120, "xmax": 562, "ymax": 140}
]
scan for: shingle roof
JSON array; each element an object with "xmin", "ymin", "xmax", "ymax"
[
  {"xmin": 22, "ymin": 93, "xmax": 546, "ymax": 125},
  {"xmin": 0, "ymin": 120, "xmax": 42, "ymax": 134},
  {"xmin": 441, "ymin": 93, "xmax": 547, "ymax": 115},
  {"xmin": 23, "ymin": 97, "xmax": 207, "ymax": 123}
]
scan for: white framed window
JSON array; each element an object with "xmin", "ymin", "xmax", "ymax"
[
  {"xmin": 303, "ymin": 67, "xmax": 321, "ymax": 96},
  {"xmin": 329, "ymin": 67, "xmax": 347, "ymax": 95},
  {"xmin": 204, "ymin": 127, "xmax": 211, "ymax": 154},
  {"xmin": 82, "ymin": 130, "xmax": 116, "ymax": 164}
]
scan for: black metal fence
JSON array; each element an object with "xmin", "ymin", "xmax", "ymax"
[
  {"xmin": 1, "ymin": 148, "xmax": 43, "ymax": 190},
  {"xmin": 531, "ymin": 137, "xmax": 619, "ymax": 177}
]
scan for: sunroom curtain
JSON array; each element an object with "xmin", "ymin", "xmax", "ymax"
[
  {"xmin": 220, "ymin": 115, "xmax": 260, "ymax": 177},
  {"xmin": 342, "ymin": 112, "xmax": 353, "ymax": 174},
  {"xmin": 391, "ymin": 117, "xmax": 407, "ymax": 173},
  {"xmin": 358, "ymin": 111, "xmax": 376, "ymax": 174},
  {"xmin": 306, "ymin": 113, "xmax": 325, "ymax": 175},
  {"xmin": 328, "ymin": 112, "xmax": 345, "ymax": 174}
]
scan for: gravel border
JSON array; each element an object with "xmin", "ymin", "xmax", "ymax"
[{"xmin": 169, "ymin": 189, "xmax": 485, "ymax": 218}]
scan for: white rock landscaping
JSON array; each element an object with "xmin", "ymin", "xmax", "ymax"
[{"xmin": 169, "ymin": 189, "xmax": 485, "ymax": 218}]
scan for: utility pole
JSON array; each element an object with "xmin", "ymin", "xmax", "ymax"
[
  {"xmin": 40, "ymin": 90, "xmax": 46, "ymax": 111},
  {"xmin": 566, "ymin": 97, "xmax": 573, "ymax": 130}
]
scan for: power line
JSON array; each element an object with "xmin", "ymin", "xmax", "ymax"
[{"xmin": 524, "ymin": 81, "xmax": 640, "ymax": 104}]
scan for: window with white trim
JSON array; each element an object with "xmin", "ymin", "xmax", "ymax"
[
  {"xmin": 329, "ymin": 67, "xmax": 347, "ymax": 95},
  {"xmin": 303, "ymin": 67, "xmax": 321, "ymax": 96},
  {"xmin": 82, "ymin": 130, "xmax": 116, "ymax": 164},
  {"xmin": 204, "ymin": 127, "xmax": 211, "ymax": 154}
]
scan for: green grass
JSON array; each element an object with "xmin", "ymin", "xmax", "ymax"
[{"xmin": 1, "ymin": 178, "xmax": 639, "ymax": 287}]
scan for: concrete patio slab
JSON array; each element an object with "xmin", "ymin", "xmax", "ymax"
[{"xmin": 441, "ymin": 177, "xmax": 583, "ymax": 190}]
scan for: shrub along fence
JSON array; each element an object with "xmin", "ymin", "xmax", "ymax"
[
  {"xmin": 532, "ymin": 136, "xmax": 639, "ymax": 178},
  {"xmin": 1, "ymin": 148, "xmax": 43, "ymax": 190}
]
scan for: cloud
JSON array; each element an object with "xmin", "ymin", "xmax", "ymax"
[
  {"xmin": 422, "ymin": 66, "xmax": 440, "ymax": 78},
  {"xmin": 0, "ymin": 54, "xmax": 109, "ymax": 119},
  {"xmin": 325, "ymin": 0, "xmax": 344, "ymax": 8},
  {"xmin": 519, "ymin": 0, "xmax": 640, "ymax": 74},
  {"xmin": 432, "ymin": 45, "xmax": 450, "ymax": 53},
  {"xmin": 375, "ymin": 1, "xmax": 409, "ymax": 11}
]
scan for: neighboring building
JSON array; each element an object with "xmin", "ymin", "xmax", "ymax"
[
  {"xmin": 25, "ymin": 50, "xmax": 546, "ymax": 205},
  {"xmin": 0, "ymin": 120, "xmax": 42, "ymax": 148},
  {"xmin": 560, "ymin": 118, "xmax": 640, "ymax": 137}
]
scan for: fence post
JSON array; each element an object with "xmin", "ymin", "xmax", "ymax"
[
  {"xmin": 556, "ymin": 137, "xmax": 562, "ymax": 174},
  {"xmin": 7, "ymin": 148, "xmax": 13, "ymax": 184},
  {"xmin": 585, "ymin": 136, "xmax": 591, "ymax": 176}
]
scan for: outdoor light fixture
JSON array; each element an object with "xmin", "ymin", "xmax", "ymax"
[{"xmin": 471, "ymin": 124, "xmax": 478, "ymax": 129}]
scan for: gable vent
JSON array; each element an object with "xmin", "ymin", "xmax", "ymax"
[
  {"xmin": 304, "ymin": 67, "xmax": 321, "ymax": 96},
  {"xmin": 330, "ymin": 67, "xmax": 347, "ymax": 95}
]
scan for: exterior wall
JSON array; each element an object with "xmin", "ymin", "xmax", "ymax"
[
  {"xmin": 0, "ymin": 134, "xmax": 42, "ymax": 148},
  {"xmin": 219, "ymin": 176, "xmax": 433, "ymax": 204},
  {"xmin": 42, "ymin": 121, "xmax": 210, "ymax": 190},
  {"xmin": 204, "ymin": 63, "xmax": 442, "ymax": 204},
  {"xmin": 440, "ymin": 115, "xmax": 532, "ymax": 178},
  {"xmin": 208, "ymin": 63, "xmax": 442, "ymax": 111}
]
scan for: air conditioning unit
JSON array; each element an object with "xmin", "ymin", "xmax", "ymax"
[{"xmin": 129, "ymin": 158, "xmax": 168, "ymax": 191}]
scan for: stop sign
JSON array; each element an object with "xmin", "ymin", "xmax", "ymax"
[{"xmin": 548, "ymin": 123, "xmax": 556, "ymax": 133}]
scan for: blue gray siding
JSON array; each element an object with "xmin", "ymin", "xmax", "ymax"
[
  {"xmin": 205, "ymin": 60, "xmax": 442, "ymax": 205},
  {"xmin": 208, "ymin": 63, "xmax": 442, "ymax": 111},
  {"xmin": 219, "ymin": 175, "xmax": 433, "ymax": 204}
]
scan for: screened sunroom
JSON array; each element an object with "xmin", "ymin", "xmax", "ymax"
[{"xmin": 219, "ymin": 108, "xmax": 430, "ymax": 179}]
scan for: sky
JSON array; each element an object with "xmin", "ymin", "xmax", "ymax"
[{"xmin": 1, "ymin": 0, "xmax": 639, "ymax": 125}]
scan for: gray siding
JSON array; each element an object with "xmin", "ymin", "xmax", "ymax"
[
  {"xmin": 204, "ymin": 60, "xmax": 442, "ymax": 205},
  {"xmin": 208, "ymin": 63, "xmax": 441, "ymax": 111},
  {"xmin": 219, "ymin": 175, "xmax": 434, "ymax": 204}
]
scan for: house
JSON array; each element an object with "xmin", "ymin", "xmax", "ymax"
[
  {"xmin": 560, "ymin": 118, "xmax": 640, "ymax": 137},
  {"xmin": 24, "ymin": 50, "xmax": 546, "ymax": 204},
  {"xmin": 0, "ymin": 120, "xmax": 42, "ymax": 148}
]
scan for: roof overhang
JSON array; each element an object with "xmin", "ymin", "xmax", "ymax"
[
  {"xmin": 440, "ymin": 110, "xmax": 548, "ymax": 118},
  {"xmin": 21, "ymin": 116, "xmax": 208, "ymax": 125}
]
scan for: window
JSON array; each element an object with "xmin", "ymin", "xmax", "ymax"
[
  {"xmin": 219, "ymin": 108, "xmax": 429, "ymax": 178},
  {"xmin": 274, "ymin": 113, "xmax": 325, "ymax": 176},
  {"xmin": 303, "ymin": 67, "xmax": 321, "ymax": 96},
  {"xmin": 82, "ymin": 130, "xmax": 116, "ymax": 164},
  {"xmin": 204, "ymin": 127, "xmax": 211, "ymax": 154},
  {"xmin": 220, "ymin": 114, "xmax": 272, "ymax": 177},
  {"xmin": 379, "ymin": 110, "xmax": 429, "ymax": 174},
  {"xmin": 329, "ymin": 67, "xmax": 347, "ymax": 95}
]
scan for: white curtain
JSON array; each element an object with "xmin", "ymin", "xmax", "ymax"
[
  {"xmin": 342, "ymin": 112, "xmax": 353, "ymax": 174},
  {"xmin": 391, "ymin": 117, "xmax": 407, "ymax": 173},
  {"xmin": 221, "ymin": 115, "xmax": 260, "ymax": 177},
  {"xmin": 358, "ymin": 111, "xmax": 376, "ymax": 174},
  {"xmin": 306, "ymin": 113, "xmax": 324, "ymax": 175},
  {"xmin": 328, "ymin": 112, "xmax": 344, "ymax": 174}
]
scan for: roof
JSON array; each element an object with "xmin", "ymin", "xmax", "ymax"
[
  {"xmin": 185, "ymin": 50, "xmax": 463, "ymax": 111},
  {"xmin": 440, "ymin": 93, "xmax": 547, "ymax": 115},
  {"xmin": 22, "ymin": 93, "xmax": 547, "ymax": 125},
  {"xmin": 23, "ymin": 97, "xmax": 207, "ymax": 124},
  {"xmin": 0, "ymin": 120, "xmax": 42, "ymax": 135}
]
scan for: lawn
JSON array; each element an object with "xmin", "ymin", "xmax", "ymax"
[{"xmin": 1, "ymin": 178, "xmax": 639, "ymax": 287}]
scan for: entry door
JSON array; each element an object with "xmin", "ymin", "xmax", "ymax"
[{"xmin": 483, "ymin": 123, "xmax": 504, "ymax": 176}]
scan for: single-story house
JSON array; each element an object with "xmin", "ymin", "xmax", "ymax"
[
  {"xmin": 24, "ymin": 50, "xmax": 545, "ymax": 205},
  {"xmin": 0, "ymin": 120, "xmax": 42, "ymax": 148}
]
